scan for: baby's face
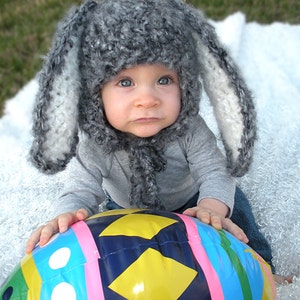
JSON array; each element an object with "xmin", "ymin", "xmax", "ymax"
[{"xmin": 101, "ymin": 64, "xmax": 181, "ymax": 138}]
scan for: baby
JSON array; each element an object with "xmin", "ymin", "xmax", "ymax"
[{"xmin": 26, "ymin": 0, "xmax": 287, "ymax": 282}]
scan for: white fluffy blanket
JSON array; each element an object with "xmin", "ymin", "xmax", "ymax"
[{"xmin": 0, "ymin": 13, "xmax": 299, "ymax": 298}]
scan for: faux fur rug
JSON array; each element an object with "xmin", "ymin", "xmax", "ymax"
[{"xmin": 0, "ymin": 13, "xmax": 299, "ymax": 299}]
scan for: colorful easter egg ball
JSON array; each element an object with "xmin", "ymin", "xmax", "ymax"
[{"xmin": 0, "ymin": 209, "xmax": 276, "ymax": 299}]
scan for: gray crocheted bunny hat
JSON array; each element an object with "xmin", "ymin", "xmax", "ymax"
[{"xmin": 30, "ymin": 0, "xmax": 256, "ymax": 208}]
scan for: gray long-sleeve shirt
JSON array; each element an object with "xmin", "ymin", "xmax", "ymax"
[{"xmin": 56, "ymin": 115, "xmax": 235, "ymax": 216}]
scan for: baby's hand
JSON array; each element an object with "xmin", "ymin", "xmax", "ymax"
[
  {"xmin": 183, "ymin": 201, "xmax": 249, "ymax": 244},
  {"xmin": 26, "ymin": 208, "xmax": 88, "ymax": 254}
]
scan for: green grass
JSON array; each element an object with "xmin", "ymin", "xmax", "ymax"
[
  {"xmin": 0, "ymin": 0, "xmax": 299, "ymax": 116},
  {"xmin": 0, "ymin": 0, "xmax": 82, "ymax": 114},
  {"xmin": 189, "ymin": 0, "xmax": 300, "ymax": 24}
]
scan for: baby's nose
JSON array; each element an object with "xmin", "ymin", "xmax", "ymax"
[{"xmin": 134, "ymin": 88, "xmax": 160, "ymax": 108}]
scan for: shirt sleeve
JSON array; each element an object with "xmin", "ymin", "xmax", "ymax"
[
  {"xmin": 54, "ymin": 138, "xmax": 107, "ymax": 216},
  {"xmin": 183, "ymin": 115, "xmax": 236, "ymax": 216}
]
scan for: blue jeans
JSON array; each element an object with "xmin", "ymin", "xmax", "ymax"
[{"xmin": 105, "ymin": 187, "xmax": 275, "ymax": 273}]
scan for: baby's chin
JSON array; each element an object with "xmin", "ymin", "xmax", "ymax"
[{"xmin": 124, "ymin": 125, "xmax": 166, "ymax": 139}]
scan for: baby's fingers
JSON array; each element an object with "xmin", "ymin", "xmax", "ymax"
[
  {"xmin": 183, "ymin": 207, "xmax": 211, "ymax": 223},
  {"xmin": 26, "ymin": 226, "xmax": 43, "ymax": 254},
  {"xmin": 26, "ymin": 220, "xmax": 59, "ymax": 254},
  {"xmin": 221, "ymin": 218, "xmax": 249, "ymax": 243},
  {"xmin": 25, "ymin": 210, "xmax": 88, "ymax": 255},
  {"xmin": 209, "ymin": 214, "xmax": 222, "ymax": 230},
  {"xmin": 57, "ymin": 209, "xmax": 88, "ymax": 232},
  {"xmin": 76, "ymin": 208, "xmax": 89, "ymax": 221},
  {"xmin": 184, "ymin": 208, "xmax": 221, "ymax": 229},
  {"xmin": 41, "ymin": 219, "xmax": 60, "ymax": 241}
]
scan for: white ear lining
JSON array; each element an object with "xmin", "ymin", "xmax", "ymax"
[
  {"xmin": 43, "ymin": 37, "xmax": 81, "ymax": 162},
  {"xmin": 199, "ymin": 45, "xmax": 244, "ymax": 162}
]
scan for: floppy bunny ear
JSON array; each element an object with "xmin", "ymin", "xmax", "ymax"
[
  {"xmin": 184, "ymin": 6, "xmax": 256, "ymax": 177},
  {"xmin": 30, "ymin": 0, "xmax": 97, "ymax": 174}
]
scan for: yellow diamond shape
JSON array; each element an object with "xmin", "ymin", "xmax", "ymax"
[
  {"xmin": 99, "ymin": 213, "xmax": 177, "ymax": 240},
  {"xmin": 109, "ymin": 248, "xmax": 197, "ymax": 299}
]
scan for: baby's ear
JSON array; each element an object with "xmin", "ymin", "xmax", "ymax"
[
  {"xmin": 30, "ymin": 1, "xmax": 97, "ymax": 174},
  {"xmin": 184, "ymin": 5, "xmax": 256, "ymax": 176}
]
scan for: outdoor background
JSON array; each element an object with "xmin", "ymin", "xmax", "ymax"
[{"xmin": 0, "ymin": 0, "xmax": 299, "ymax": 116}]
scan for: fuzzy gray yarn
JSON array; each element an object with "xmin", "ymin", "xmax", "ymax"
[
  {"xmin": 30, "ymin": 0, "xmax": 256, "ymax": 208},
  {"xmin": 30, "ymin": 0, "xmax": 97, "ymax": 173},
  {"xmin": 185, "ymin": 9, "xmax": 256, "ymax": 176}
]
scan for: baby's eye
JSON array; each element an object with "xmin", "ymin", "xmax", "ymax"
[
  {"xmin": 158, "ymin": 76, "xmax": 172, "ymax": 85},
  {"xmin": 118, "ymin": 79, "xmax": 133, "ymax": 87}
]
